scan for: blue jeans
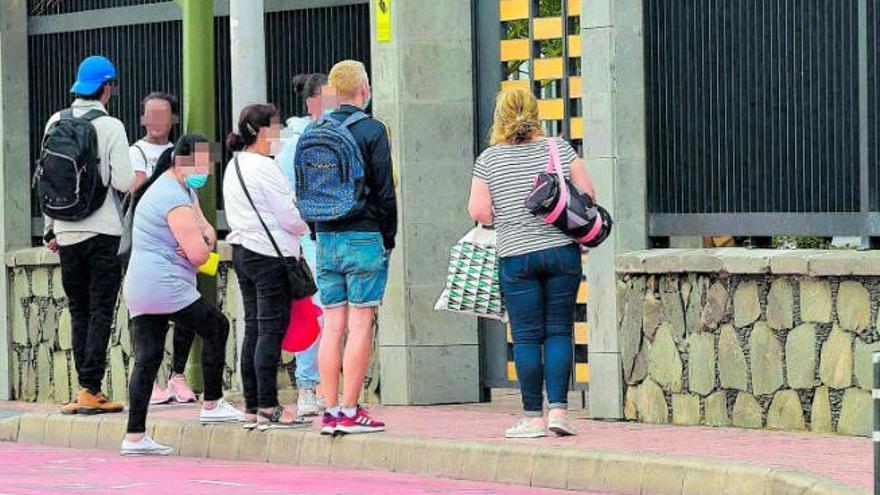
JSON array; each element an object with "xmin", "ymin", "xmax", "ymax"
[
  {"xmin": 499, "ymin": 244, "xmax": 582, "ymax": 416},
  {"xmin": 295, "ymin": 235, "xmax": 321, "ymax": 389}
]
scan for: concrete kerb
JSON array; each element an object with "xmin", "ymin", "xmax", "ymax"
[
  {"xmin": 0, "ymin": 416, "xmax": 20, "ymax": 442},
  {"xmin": 3, "ymin": 412, "xmax": 869, "ymax": 495}
]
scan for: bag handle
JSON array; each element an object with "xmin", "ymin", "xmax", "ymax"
[
  {"xmin": 234, "ymin": 155, "xmax": 294, "ymax": 265},
  {"xmin": 544, "ymin": 138, "xmax": 569, "ymax": 224}
]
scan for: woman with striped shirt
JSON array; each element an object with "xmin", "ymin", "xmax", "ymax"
[{"xmin": 468, "ymin": 88, "xmax": 596, "ymax": 439}]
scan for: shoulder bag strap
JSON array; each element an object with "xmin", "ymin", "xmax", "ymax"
[
  {"xmin": 132, "ymin": 143, "xmax": 148, "ymax": 166},
  {"xmin": 544, "ymin": 138, "xmax": 569, "ymax": 224},
  {"xmin": 234, "ymin": 155, "xmax": 289, "ymax": 264}
]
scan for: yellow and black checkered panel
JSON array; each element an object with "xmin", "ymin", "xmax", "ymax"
[{"xmin": 499, "ymin": 0, "xmax": 583, "ymax": 149}]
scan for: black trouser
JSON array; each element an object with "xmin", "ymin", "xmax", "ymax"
[
  {"xmin": 127, "ymin": 298, "xmax": 229, "ymax": 434},
  {"xmin": 58, "ymin": 234, "xmax": 122, "ymax": 394},
  {"xmin": 233, "ymin": 246, "xmax": 293, "ymax": 411},
  {"xmin": 171, "ymin": 325, "xmax": 195, "ymax": 375}
]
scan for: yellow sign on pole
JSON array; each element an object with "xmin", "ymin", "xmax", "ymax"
[{"xmin": 376, "ymin": 0, "xmax": 391, "ymax": 42}]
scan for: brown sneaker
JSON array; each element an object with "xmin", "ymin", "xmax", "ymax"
[
  {"xmin": 76, "ymin": 389, "xmax": 125, "ymax": 414},
  {"xmin": 60, "ymin": 402, "xmax": 78, "ymax": 415}
]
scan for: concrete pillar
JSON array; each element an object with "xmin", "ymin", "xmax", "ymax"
[
  {"xmin": 229, "ymin": 0, "xmax": 266, "ymax": 122},
  {"xmin": 0, "ymin": 0, "xmax": 32, "ymax": 399},
  {"xmin": 371, "ymin": 0, "xmax": 480, "ymax": 405},
  {"xmin": 228, "ymin": 0, "xmax": 265, "ymax": 391},
  {"xmin": 582, "ymin": 0, "xmax": 648, "ymax": 419}
]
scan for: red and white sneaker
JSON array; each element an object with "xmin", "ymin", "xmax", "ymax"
[
  {"xmin": 320, "ymin": 411, "xmax": 339, "ymax": 435},
  {"xmin": 336, "ymin": 406, "xmax": 385, "ymax": 434}
]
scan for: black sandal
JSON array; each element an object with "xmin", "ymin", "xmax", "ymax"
[{"xmin": 256, "ymin": 406, "xmax": 311, "ymax": 431}]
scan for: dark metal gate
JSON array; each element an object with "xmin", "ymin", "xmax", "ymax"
[
  {"xmin": 645, "ymin": 0, "xmax": 880, "ymax": 237},
  {"xmin": 27, "ymin": 0, "xmax": 370, "ymax": 226}
]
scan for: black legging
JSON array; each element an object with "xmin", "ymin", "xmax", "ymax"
[
  {"xmin": 233, "ymin": 246, "xmax": 293, "ymax": 411},
  {"xmin": 127, "ymin": 298, "xmax": 229, "ymax": 434},
  {"xmin": 171, "ymin": 325, "xmax": 196, "ymax": 375}
]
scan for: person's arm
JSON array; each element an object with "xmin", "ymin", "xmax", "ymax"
[
  {"xmin": 557, "ymin": 139, "xmax": 596, "ymax": 201},
  {"xmin": 368, "ymin": 124, "xmax": 398, "ymax": 251},
  {"xmin": 167, "ymin": 205, "xmax": 211, "ymax": 267},
  {"xmin": 260, "ymin": 160, "xmax": 310, "ymax": 236},
  {"xmin": 129, "ymin": 146, "xmax": 148, "ymax": 192},
  {"xmin": 191, "ymin": 194, "xmax": 216, "ymax": 250},
  {"xmin": 109, "ymin": 121, "xmax": 135, "ymax": 192},
  {"xmin": 570, "ymin": 158, "xmax": 596, "ymax": 201},
  {"xmin": 468, "ymin": 178, "xmax": 494, "ymax": 225}
]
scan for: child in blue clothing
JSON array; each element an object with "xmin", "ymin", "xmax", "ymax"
[{"xmin": 276, "ymin": 73, "xmax": 336, "ymax": 415}]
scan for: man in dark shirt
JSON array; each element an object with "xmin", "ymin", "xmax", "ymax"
[{"xmin": 316, "ymin": 60, "xmax": 397, "ymax": 435}]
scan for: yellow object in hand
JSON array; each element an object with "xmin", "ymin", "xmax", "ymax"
[{"xmin": 198, "ymin": 252, "xmax": 220, "ymax": 276}]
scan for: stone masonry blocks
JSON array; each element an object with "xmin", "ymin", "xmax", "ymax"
[{"xmin": 617, "ymin": 257, "xmax": 876, "ymax": 437}]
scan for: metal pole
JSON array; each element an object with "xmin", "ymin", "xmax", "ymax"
[
  {"xmin": 178, "ymin": 0, "xmax": 216, "ymax": 392},
  {"xmin": 858, "ymin": 0, "xmax": 870, "ymax": 248},
  {"xmin": 874, "ymin": 351, "xmax": 879, "ymax": 495}
]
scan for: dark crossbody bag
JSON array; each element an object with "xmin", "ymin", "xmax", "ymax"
[{"xmin": 234, "ymin": 155, "xmax": 318, "ymax": 301}]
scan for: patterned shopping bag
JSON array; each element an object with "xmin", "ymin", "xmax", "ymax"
[{"xmin": 434, "ymin": 226, "xmax": 507, "ymax": 321}]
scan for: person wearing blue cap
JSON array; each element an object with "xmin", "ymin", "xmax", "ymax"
[{"xmin": 42, "ymin": 55, "xmax": 134, "ymax": 416}]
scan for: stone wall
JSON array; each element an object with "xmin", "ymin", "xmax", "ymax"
[
  {"xmin": 617, "ymin": 249, "xmax": 877, "ymax": 437},
  {"xmin": 5, "ymin": 246, "xmax": 242, "ymax": 403}
]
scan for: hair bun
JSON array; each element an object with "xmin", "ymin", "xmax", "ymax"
[
  {"xmin": 291, "ymin": 73, "xmax": 310, "ymax": 95},
  {"xmin": 226, "ymin": 132, "xmax": 246, "ymax": 152}
]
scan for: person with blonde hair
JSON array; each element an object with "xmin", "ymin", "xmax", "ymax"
[
  {"xmin": 305, "ymin": 59, "xmax": 397, "ymax": 435},
  {"xmin": 468, "ymin": 88, "xmax": 596, "ymax": 439}
]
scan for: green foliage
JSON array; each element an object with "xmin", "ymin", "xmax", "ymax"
[{"xmin": 504, "ymin": 0, "xmax": 575, "ymax": 81}]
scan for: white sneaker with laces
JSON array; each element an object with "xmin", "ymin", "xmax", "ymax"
[
  {"xmin": 297, "ymin": 389, "xmax": 322, "ymax": 417},
  {"xmin": 505, "ymin": 418, "xmax": 547, "ymax": 439},
  {"xmin": 120, "ymin": 435, "xmax": 174, "ymax": 456},
  {"xmin": 200, "ymin": 398, "xmax": 246, "ymax": 423}
]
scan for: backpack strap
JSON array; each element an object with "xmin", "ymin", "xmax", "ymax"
[
  {"xmin": 80, "ymin": 109, "xmax": 107, "ymax": 122},
  {"xmin": 60, "ymin": 109, "xmax": 74, "ymax": 120},
  {"xmin": 341, "ymin": 111, "xmax": 369, "ymax": 129}
]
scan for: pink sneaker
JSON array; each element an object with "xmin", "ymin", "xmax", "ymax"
[
  {"xmin": 337, "ymin": 406, "xmax": 385, "ymax": 434},
  {"xmin": 167, "ymin": 374, "xmax": 197, "ymax": 403},
  {"xmin": 149, "ymin": 383, "xmax": 172, "ymax": 405}
]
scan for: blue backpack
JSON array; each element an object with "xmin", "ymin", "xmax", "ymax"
[{"xmin": 294, "ymin": 111, "xmax": 370, "ymax": 222}]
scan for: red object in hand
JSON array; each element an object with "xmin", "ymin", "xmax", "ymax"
[{"xmin": 282, "ymin": 297, "xmax": 323, "ymax": 352}]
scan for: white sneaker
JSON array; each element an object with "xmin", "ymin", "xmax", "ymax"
[
  {"xmin": 505, "ymin": 418, "xmax": 547, "ymax": 439},
  {"xmin": 297, "ymin": 389, "xmax": 322, "ymax": 417},
  {"xmin": 548, "ymin": 414, "xmax": 577, "ymax": 436},
  {"xmin": 120, "ymin": 435, "xmax": 174, "ymax": 456},
  {"xmin": 200, "ymin": 398, "xmax": 246, "ymax": 423}
]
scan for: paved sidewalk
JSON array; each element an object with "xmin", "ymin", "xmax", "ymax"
[{"xmin": 0, "ymin": 389, "xmax": 871, "ymax": 493}]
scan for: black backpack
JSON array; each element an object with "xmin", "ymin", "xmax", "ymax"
[{"xmin": 34, "ymin": 109, "xmax": 108, "ymax": 221}]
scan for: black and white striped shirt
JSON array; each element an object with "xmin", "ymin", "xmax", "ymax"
[{"xmin": 473, "ymin": 137, "xmax": 579, "ymax": 258}]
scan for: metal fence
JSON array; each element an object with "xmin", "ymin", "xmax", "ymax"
[
  {"xmin": 645, "ymin": 0, "xmax": 880, "ymax": 237},
  {"xmin": 28, "ymin": 0, "xmax": 168, "ymax": 16},
  {"xmin": 26, "ymin": 0, "xmax": 370, "ymax": 225}
]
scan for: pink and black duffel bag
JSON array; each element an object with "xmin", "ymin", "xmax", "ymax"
[{"xmin": 525, "ymin": 138, "xmax": 613, "ymax": 248}]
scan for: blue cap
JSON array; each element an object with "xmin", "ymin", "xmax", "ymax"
[{"xmin": 70, "ymin": 56, "xmax": 116, "ymax": 95}]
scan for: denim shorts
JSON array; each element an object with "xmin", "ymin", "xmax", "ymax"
[{"xmin": 316, "ymin": 232, "xmax": 389, "ymax": 308}]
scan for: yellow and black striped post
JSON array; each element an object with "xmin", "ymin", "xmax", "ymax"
[{"xmin": 874, "ymin": 350, "xmax": 879, "ymax": 494}]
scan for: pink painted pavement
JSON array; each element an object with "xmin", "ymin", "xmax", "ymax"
[
  {"xmin": 0, "ymin": 442, "xmax": 591, "ymax": 495},
  {"xmin": 0, "ymin": 389, "xmax": 871, "ymax": 491}
]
